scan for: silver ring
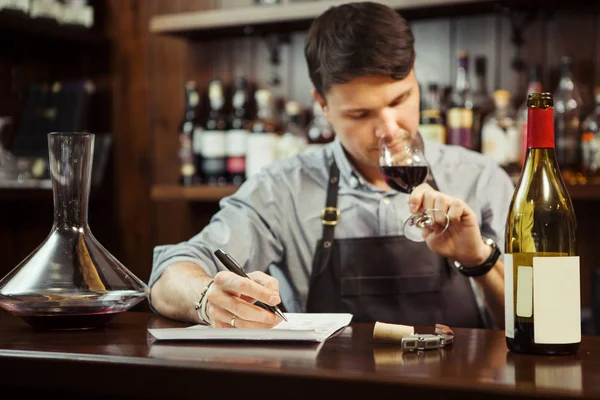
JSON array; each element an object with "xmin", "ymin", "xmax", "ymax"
[{"xmin": 230, "ymin": 315, "xmax": 236, "ymax": 327}]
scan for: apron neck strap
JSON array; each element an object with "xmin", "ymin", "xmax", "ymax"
[{"xmin": 320, "ymin": 161, "xmax": 341, "ymax": 246}]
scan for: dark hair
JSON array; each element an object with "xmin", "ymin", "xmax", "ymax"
[{"xmin": 305, "ymin": 2, "xmax": 415, "ymax": 97}]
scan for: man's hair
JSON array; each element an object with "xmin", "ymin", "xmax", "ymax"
[{"xmin": 305, "ymin": 2, "xmax": 415, "ymax": 97}]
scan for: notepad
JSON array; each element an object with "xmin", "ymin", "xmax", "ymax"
[{"xmin": 147, "ymin": 313, "xmax": 353, "ymax": 342}]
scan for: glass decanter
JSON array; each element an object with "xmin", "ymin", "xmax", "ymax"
[{"xmin": 0, "ymin": 132, "xmax": 148, "ymax": 330}]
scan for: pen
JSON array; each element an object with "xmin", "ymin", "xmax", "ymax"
[{"xmin": 214, "ymin": 249, "xmax": 288, "ymax": 322}]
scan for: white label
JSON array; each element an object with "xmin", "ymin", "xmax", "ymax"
[
  {"xmin": 516, "ymin": 266, "xmax": 533, "ymax": 317},
  {"xmin": 227, "ymin": 129, "xmax": 249, "ymax": 156},
  {"xmin": 506, "ymin": 126, "xmax": 521, "ymax": 163},
  {"xmin": 246, "ymin": 134, "xmax": 277, "ymax": 178},
  {"xmin": 0, "ymin": 0, "xmax": 30, "ymax": 13},
  {"xmin": 504, "ymin": 254, "xmax": 514, "ymax": 338},
  {"xmin": 533, "ymin": 256, "xmax": 581, "ymax": 344},
  {"xmin": 481, "ymin": 123, "xmax": 507, "ymax": 165},
  {"xmin": 419, "ymin": 124, "xmax": 446, "ymax": 144},
  {"xmin": 192, "ymin": 127, "xmax": 203, "ymax": 155},
  {"xmin": 199, "ymin": 131, "xmax": 227, "ymax": 158}
]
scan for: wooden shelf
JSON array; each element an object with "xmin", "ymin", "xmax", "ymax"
[
  {"xmin": 151, "ymin": 184, "xmax": 239, "ymax": 201},
  {"xmin": 0, "ymin": 10, "xmax": 108, "ymax": 46},
  {"xmin": 152, "ymin": 182, "xmax": 600, "ymax": 202},
  {"xmin": 149, "ymin": 0, "xmax": 499, "ymax": 39}
]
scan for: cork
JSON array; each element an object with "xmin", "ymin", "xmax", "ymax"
[{"xmin": 373, "ymin": 321, "xmax": 415, "ymax": 343}]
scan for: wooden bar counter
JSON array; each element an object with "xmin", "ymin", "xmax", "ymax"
[{"xmin": 0, "ymin": 310, "xmax": 597, "ymax": 399}]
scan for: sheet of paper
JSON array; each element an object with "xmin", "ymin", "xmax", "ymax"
[{"xmin": 148, "ymin": 313, "xmax": 353, "ymax": 342}]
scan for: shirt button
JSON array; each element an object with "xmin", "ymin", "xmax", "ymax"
[
  {"xmin": 349, "ymin": 177, "xmax": 359, "ymax": 188},
  {"xmin": 383, "ymin": 198, "xmax": 391, "ymax": 205}
]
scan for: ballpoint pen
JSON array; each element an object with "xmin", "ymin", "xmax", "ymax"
[{"xmin": 214, "ymin": 249, "xmax": 288, "ymax": 322}]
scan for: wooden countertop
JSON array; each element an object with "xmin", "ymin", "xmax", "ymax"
[{"xmin": 0, "ymin": 311, "xmax": 598, "ymax": 399}]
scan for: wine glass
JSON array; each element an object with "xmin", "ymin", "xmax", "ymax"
[{"xmin": 379, "ymin": 129, "xmax": 449, "ymax": 242}]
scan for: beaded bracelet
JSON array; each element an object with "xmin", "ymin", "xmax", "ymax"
[{"xmin": 194, "ymin": 279, "xmax": 215, "ymax": 325}]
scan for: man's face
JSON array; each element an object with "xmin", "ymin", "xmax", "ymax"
[{"xmin": 316, "ymin": 71, "xmax": 420, "ymax": 169}]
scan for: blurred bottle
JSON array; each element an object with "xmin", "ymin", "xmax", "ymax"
[
  {"xmin": 306, "ymin": 101, "xmax": 334, "ymax": 152},
  {"xmin": 517, "ymin": 64, "xmax": 543, "ymax": 166},
  {"xmin": 472, "ymin": 56, "xmax": 495, "ymax": 153},
  {"xmin": 419, "ymin": 83, "xmax": 446, "ymax": 144},
  {"xmin": 246, "ymin": 89, "xmax": 280, "ymax": 178},
  {"xmin": 276, "ymin": 101, "xmax": 307, "ymax": 160},
  {"xmin": 580, "ymin": 88, "xmax": 600, "ymax": 178},
  {"xmin": 481, "ymin": 90, "xmax": 519, "ymax": 171},
  {"xmin": 227, "ymin": 77, "xmax": 251, "ymax": 186},
  {"xmin": 194, "ymin": 79, "xmax": 228, "ymax": 185},
  {"xmin": 447, "ymin": 50, "xmax": 474, "ymax": 150},
  {"xmin": 554, "ymin": 56, "xmax": 583, "ymax": 174},
  {"xmin": 178, "ymin": 81, "xmax": 199, "ymax": 186}
]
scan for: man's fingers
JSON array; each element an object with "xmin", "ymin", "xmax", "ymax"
[
  {"xmin": 207, "ymin": 288, "xmax": 281, "ymax": 326},
  {"xmin": 209, "ymin": 303, "xmax": 280, "ymax": 329},
  {"xmin": 247, "ymin": 271, "xmax": 280, "ymax": 293},
  {"xmin": 409, "ymin": 183, "xmax": 433, "ymax": 212},
  {"xmin": 447, "ymin": 199, "xmax": 465, "ymax": 225},
  {"xmin": 214, "ymin": 271, "xmax": 280, "ymax": 306}
]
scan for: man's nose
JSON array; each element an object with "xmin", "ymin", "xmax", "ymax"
[{"xmin": 375, "ymin": 107, "xmax": 398, "ymax": 139}]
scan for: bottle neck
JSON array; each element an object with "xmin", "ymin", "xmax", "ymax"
[
  {"xmin": 527, "ymin": 107, "xmax": 554, "ymax": 149},
  {"xmin": 474, "ymin": 74, "xmax": 487, "ymax": 95},
  {"xmin": 455, "ymin": 57, "xmax": 470, "ymax": 92},
  {"xmin": 49, "ymin": 134, "xmax": 93, "ymax": 230}
]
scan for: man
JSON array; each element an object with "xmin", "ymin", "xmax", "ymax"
[{"xmin": 149, "ymin": 1, "xmax": 513, "ymax": 330}]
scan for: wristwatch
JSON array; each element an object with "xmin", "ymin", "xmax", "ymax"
[{"xmin": 453, "ymin": 237, "xmax": 501, "ymax": 277}]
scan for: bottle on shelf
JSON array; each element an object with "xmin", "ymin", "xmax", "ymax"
[
  {"xmin": 276, "ymin": 101, "xmax": 307, "ymax": 160},
  {"xmin": 481, "ymin": 90, "xmax": 519, "ymax": 173},
  {"xmin": 554, "ymin": 56, "xmax": 583, "ymax": 177},
  {"xmin": 246, "ymin": 89, "xmax": 280, "ymax": 179},
  {"xmin": 447, "ymin": 50, "xmax": 474, "ymax": 150},
  {"xmin": 472, "ymin": 55, "xmax": 495, "ymax": 153},
  {"xmin": 227, "ymin": 77, "xmax": 251, "ymax": 186},
  {"xmin": 419, "ymin": 83, "xmax": 446, "ymax": 144},
  {"xmin": 505, "ymin": 92, "xmax": 580, "ymax": 355},
  {"xmin": 178, "ymin": 81, "xmax": 200, "ymax": 186},
  {"xmin": 517, "ymin": 64, "xmax": 543, "ymax": 166},
  {"xmin": 306, "ymin": 101, "xmax": 334, "ymax": 151},
  {"xmin": 580, "ymin": 88, "xmax": 600, "ymax": 179},
  {"xmin": 194, "ymin": 79, "xmax": 228, "ymax": 186}
]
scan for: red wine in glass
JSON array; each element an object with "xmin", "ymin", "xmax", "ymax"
[{"xmin": 381, "ymin": 165, "xmax": 428, "ymax": 194}]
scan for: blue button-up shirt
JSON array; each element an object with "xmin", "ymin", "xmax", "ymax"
[{"xmin": 150, "ymin": 138, "xmax": 515, "ymax": 321}]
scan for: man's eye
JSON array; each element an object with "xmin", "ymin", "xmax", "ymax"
[{"xmin": 348, "ymin": 112, "xmax": 367, "ymax": 119}]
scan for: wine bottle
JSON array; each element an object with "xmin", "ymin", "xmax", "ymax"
[
  {"xmin": 227, "ymin": 77, "xmax": 250, "ymax": 186},
  {"xmin": 178, "ymin": 81, "xmax": 199, "ymax": 186},
  {"xmin": 505, "ymin": 92, "xmax": 580, "ymax": 355}
]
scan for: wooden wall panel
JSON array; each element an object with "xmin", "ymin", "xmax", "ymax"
[{"xmin": 106, "ymin": 0, "xmax": 153, "ymax": 282}]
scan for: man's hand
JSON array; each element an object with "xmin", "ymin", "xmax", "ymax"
[
  {"xmin": 409, "ymin": 183, "xmax": 491, "ymax": 266},
  {"xmin": 206, "ymin": 271, "xmax": 283, "ymax": 329}
]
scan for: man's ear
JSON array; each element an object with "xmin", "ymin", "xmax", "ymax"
[{"xmin": 311, "ymin": 89, "xmax": 328, "ymax": 117}]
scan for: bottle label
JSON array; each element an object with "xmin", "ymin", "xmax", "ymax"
[
  {"xmin": 246, "ymin": 133, "xmax": 277, "ymax": 178},
  {"xmin": 419, "ymin": 124, "xmax": 446, "ymax": 144},
  {"xmin": 481, "ymin": 124, "xmax": 507, "ymax": 164},
  {"xmin": 532, "ymin": 256, "xmax": 580, "ymax": 344},
  {"xmin": 447, "ymin": 108, "xmax": 473, "ymax": 149},
  {"xmin": 516, "ymin": 266, "xmax": 533, "ymax": 318},
  {"xmin": 506, "ymin": 126, "xmax": 521, "ymax": 164},
  {"xmin": 504, "ymin": 254, "xmax": 515, "ymax": 339},
  {"xmin": 227, "ymin": 129, "xmax": 249, "ymax": 157},
  {"xmin": 527, "ymin": 107, "xmax": 554, "ymax": 148},
  {"xmin": 199, "ymin": 130, "xmax": 227, "ymax": 158}
]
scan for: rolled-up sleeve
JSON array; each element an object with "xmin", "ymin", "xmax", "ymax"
[{"xmin": 149, "ymin": 168, "xmax": 285, "ymax": 289}]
